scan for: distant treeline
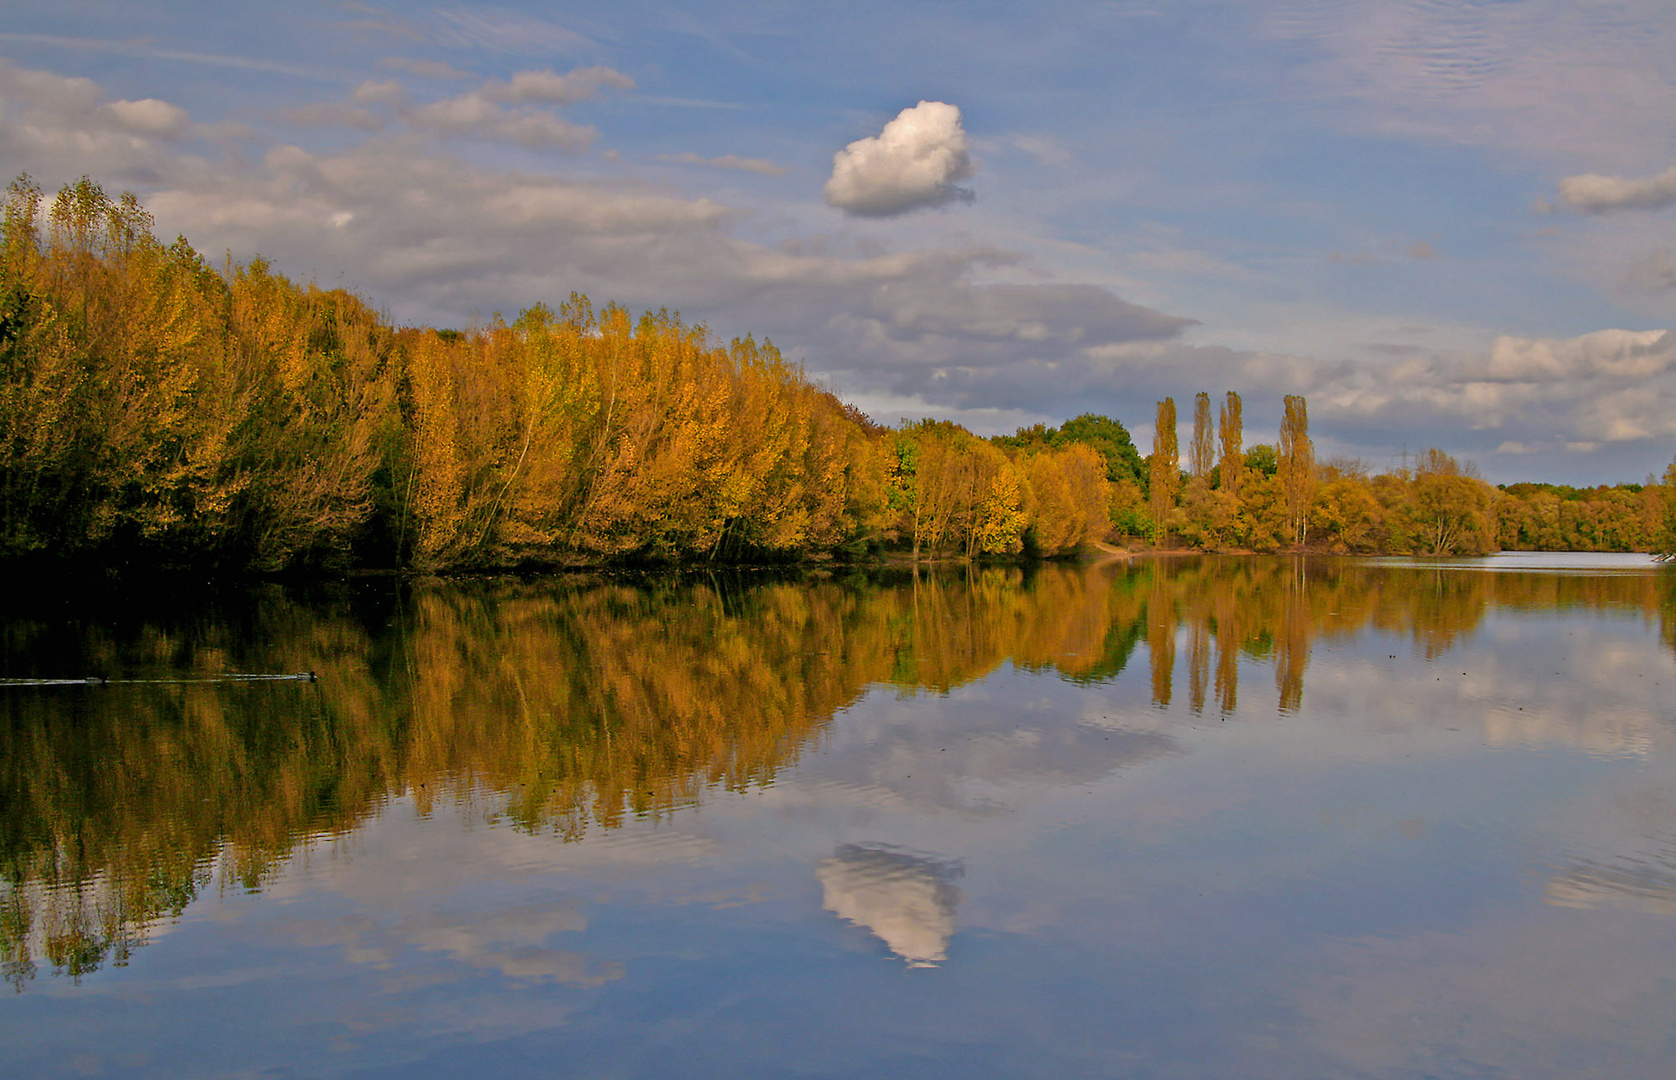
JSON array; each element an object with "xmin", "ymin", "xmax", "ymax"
[
  {"xmin": 1138, "ymin": 392, "xmax": 1675, "ymax": 557},
  {"xmin": 2, "ymin": 175, "xmax": 1673, "ymax": 572}
]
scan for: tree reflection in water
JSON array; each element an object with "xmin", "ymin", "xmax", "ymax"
[{"xmin": 2, "ymin": 557, "xmax": 1673, "ymax": 988}]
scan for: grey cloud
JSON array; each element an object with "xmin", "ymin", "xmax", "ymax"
[
  {"xmin": 407, "ymin": 92, "xmax": 597, "ymax": 150},
  {"xmin": 1323, "ymin": 329, "xmax": 1676, "ymax": 444},
  {"xmin": 282, "ymin": 102, "xmax": 387, "ymax": 131},
  {"xmin": 818, "ymin": 844, "xmax": 962, "ymax": 966},
  {"xmin": 1627, "ymin": 248, "xmax": 1676, "ymax": 293},
  {"xmin": 1558, "ymin": 166, "xmax": 1676, "ymax": 214},
  {"xmin": 824, "ymin": 101, "xmax": 975, "ymax": 217}
]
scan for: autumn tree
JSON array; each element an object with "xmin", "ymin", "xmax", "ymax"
[
  {"xmin": 1021, "ymin": 443, "xmax": 1110, "ymax": 556},
  {"xmin": 1409, "ymin": 448, "xmax": 1496, "ymax": 555},
  {"xmin": 1149, "ymin": 398, "xmax": 1179, "ymax": 546},
  {"xmin": 1190, "ymin": 392, "xmax": 1214, "ymax": 479},
  {"xmin": 1278, "ymin": 395, "xmax": 1315, "ymax": 545},
  {"xmin": 1219, "ymin": 391, "xmax": 1244, "ymax": 495},
  {"xmin": 1658, "ymin": 453, "xmax": 1676, "ymax": 559}
]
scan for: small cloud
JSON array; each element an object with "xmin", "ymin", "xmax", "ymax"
[
  {"xmin": 479, "ymin": 66, "xmax": 634, "ymax": 105},
  {"xmin": 1407, "ymin": 240, "xmax": 1436, "ymax": 259},
  {"xmin": 1557, "ymin": 165, "xmax": 1676, "ymax": 213},
  {"xmin": 824, "ymin": 100, "xmax": 975, "ymax": 217},
  {"xmin": 380, "ymin": 57, "xmax": 471, "ymax": 80},
  {"xmin": 352, "ymin": 79, "xmax": 406, "ymax": 106},
  {"xmin": 1565, "ymin": 441, "xmax": 1601, "ymax": 452},
  {"xmin": 659, "ymin": 152, "xmax": 786, "ymax": 177},
  {"xmin": 102, "ymin": 98, "xmax": 190, "ymax": 138},
  {"xmin": 1495, "ymin": 440, "xmax": 1542, "ymax": 454}
]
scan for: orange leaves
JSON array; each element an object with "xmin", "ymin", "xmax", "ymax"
[
  {"xmin": 396, "ymin": 299, "xmax": 881, "ymax": 566},
  {"xmin": 1021, "ymin": 443, "xmax": 1110, "ymax": 556}
]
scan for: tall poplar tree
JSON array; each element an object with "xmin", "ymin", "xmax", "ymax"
[
  {"xmin": 1190, "ymin": 392, "xmax": 1214, "ymax": 479},
  {"xmin": 1218, "ymin": 391, "xmax": 1244, "ymax": 495},
  {"xmin": 1659, "ymin": 453, "xmax": 1676, "ymax": 559},
  {"xmin": 1150, "ymin": 398, "xmax": 1179, "ymax": 546},
  {"xmin": 1278, "ymin": 394, "xmax": 1315, "ymax": 545}
]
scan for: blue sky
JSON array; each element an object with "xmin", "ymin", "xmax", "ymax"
[{"xmin": 4, "ymin": 1, "xmax": 1676, "ymax": 483}]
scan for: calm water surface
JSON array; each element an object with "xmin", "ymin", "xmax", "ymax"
[{"xmin": 4, "ymin": 555, "xmax": 1676, "ymax": 1078}]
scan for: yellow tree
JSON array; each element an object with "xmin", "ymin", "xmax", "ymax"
[
  {"xmin": 1404, "ymin": 448, "xmax": 1494, "ymax": 555},
  {"xmin": 1190, "ymin": 392, "xmax": 1214, "ymax": 479},
  {"xmin": 1660, "ymin": 453, "xmax": 1676, "ymax": 560},
  {"xmin": 1218, "ymin": 391, "xmax": 1244, "ymax": 495},
  {"xmin": 1150, "ymin": 398, "xmax": 1179, "ymax": 546},
  {"xmin": 1278, "ymin": 394, "xmax": 1315, "ymax": 545}
]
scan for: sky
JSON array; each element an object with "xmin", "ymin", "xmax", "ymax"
[{"xmin": 3, "ymin": 1, "xmax": 1676, "ymax": 484}]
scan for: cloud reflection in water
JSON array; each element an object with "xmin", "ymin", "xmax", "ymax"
[{"xmin": 817, "ymin": 844, "xmax": 963, "ymax": 967}]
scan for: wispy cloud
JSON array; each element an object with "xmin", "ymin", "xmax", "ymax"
[
  {"xmin": 429, "ymin": 7, "xmax": 589, "ymax": 54},
  {"xmin": 658, "ymin": 152, "xmax": 786, "ymax": 177},
  {"xmin": 0, "ymin": 32, "xmax": 338, "ymax": 80},
  {"xmin": 276, "ymin": 66, "xmax": 633, "ymax": 151}
]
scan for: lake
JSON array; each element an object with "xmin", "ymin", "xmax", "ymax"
[{"xmin": 3, "ymin": 555, "xmax": 1676, "ymax": 1079}]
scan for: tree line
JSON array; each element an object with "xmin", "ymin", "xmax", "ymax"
[
  {"xmin": 1139, "ymin": 389, "xmax": 1676, "ymax": 556},
  {"xmin": 2, "ymin": 175, "xmax": 1673, "ymax": 572},
  {"xmin": 0, "ymin": 176, "xmax": 1115, "ymax": 572}
]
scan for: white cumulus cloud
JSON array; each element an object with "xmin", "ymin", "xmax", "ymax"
[
  {"xmin": 824, "ymin": 100, "xmax": 975, "ymax": 217},
  {"xmin": 1558, "ymin": 166, "xmax": 1676, "ymax": 213}
]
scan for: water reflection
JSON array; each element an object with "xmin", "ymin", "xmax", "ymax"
[
  {"xmin": 817, "ymin": 844, "xmax": 963, "ymax": 966},
  {"xmin": 1, "ymin": 556, "xmax": 1673, "ymax": 991}
]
